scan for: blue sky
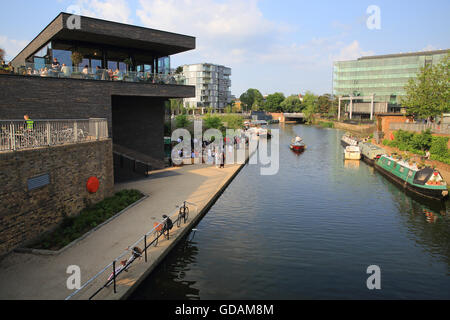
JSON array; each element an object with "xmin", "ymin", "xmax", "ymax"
[{"xmin": 1, "ymin": 0, "xmax": 449, "ymax": 97}]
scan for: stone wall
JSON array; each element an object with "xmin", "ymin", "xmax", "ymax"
[{"xmin": 0, "ymin": 140, "xmax": 114, "ymax": 256}]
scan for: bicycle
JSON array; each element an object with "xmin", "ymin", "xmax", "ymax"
[{"xmin": 176, "ymin": 202, "xmax": 190, "ymax": 227}]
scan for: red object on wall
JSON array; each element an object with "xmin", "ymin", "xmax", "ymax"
[
  {"xmin": 86, "ymin": 177, "xmax": 100, "ymax": 193},
  {"xmin": 390, "ymin": 133, "xmax": 395, "ymax": 140}
]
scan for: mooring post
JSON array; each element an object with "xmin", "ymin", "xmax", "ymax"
[
  {"xmin": 113, "ymin": 261, "xmax": 117, "ymax": 294},
  {"xmin": 144, "ymin": 235, "xmax": 148, "ymax": 262}
]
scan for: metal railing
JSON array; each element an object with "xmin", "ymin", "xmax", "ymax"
[
  {"xmin": 0, "ymin": 118, "xmax": 108, "ymax": 152},
  {"xmin": 65, "ymin": 201, "xmax": 197, "ymax": 300},
  {"xmin": 3, "ymin": 61, "xmax": 186, "ymax": 85},
  {"xmin": 390, "ymin": 122, "xmax": 450, "ymax": 135}
]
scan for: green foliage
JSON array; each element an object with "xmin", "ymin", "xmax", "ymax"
[
  {"xmin": 30, "ymin": 190, "xmax": 144, "ymax": 250},
  {"xmin": 0, "ymin": 47, "xmax": 4, "ymax": 61},
  {"xmin": 175, "ymin": 66, "xmax": 183, "ymax": 74},
  {"xmin": 71, "ymin": 52, "xmax": 83, "ymax": 66},
  {"xmin": 203, "ymin": 114, "xmax": 223, "ymax": 129},
  {"xmin": 280, "ymin": 95, "xmax": 303, "ymax": 113},
  {"xmin": 240, "ymin": 89, "xmax": 264, "ymax": 112},
  {"xmin": 221, "ymin": 114, "xmax": 244, "ymax": 129},
  {"xmin": 302, "ymin": 92, "xmax": 318, "ymax": 124},
  {"xmin": 401, "ymin": 54, "xmax": 450, "ymax": 118},
  {"xmin": 430, "ymin": 136, "xmax": 450, "ymax": 164},
  {"xmin": 175, "ymin": 114, "xmax": 191, "ymax": 128},
  {"xmin": 263, "ymin": 92, "xmax": 285, "ymax": 112},
  {"xmin": 319, "ymin": 122, "xmax": 334, "ymax": 128},
  {"xmin": 383, "ymin": 129, "xmax": 450, "ymax": 162}
]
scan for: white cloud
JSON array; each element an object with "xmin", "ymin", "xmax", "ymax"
[
  {"xmin": 0, "ymin": 35, "xmax": 28, "ymax": 61},
  {"xmin": 331, "ymin": 40, "xmax": 374, "ymax": 62},
  {"xmin": 75, "ymin": 0, "xmax": 132, "ymax": 24},
  {"xmin": 422, "ymin": 44, "xmax": 437, "ymax": 52},
  {"xmin": 137, "ymin": 0, "xmax": 287, "ymax": 66}
]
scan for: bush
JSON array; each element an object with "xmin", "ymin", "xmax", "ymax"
[
  {"xmin": 203, "ymin": 115, "xmax": 223, "ymax": 129},
  {"xmin": 383, "ymin": 130, "xmax": 449, "ymax": 163},
  {"xmin": 29, "ymin": 190, "xmax": 144, "ymax": 250},
  {"xmin": 430, "ymin": 136, "xmax": 450, "ymax": 164},
  {"xmin": 319, "ymin": 122, "xmax": 334, "ymax": 128}
]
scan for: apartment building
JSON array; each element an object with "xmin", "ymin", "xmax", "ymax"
[{"xmin": 181, "ymin": 63, "xmax": 232, "ymax": 112}]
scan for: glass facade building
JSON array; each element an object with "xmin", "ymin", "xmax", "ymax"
[{"xmin": 333, "ymin": 50, "xmax": 449, "ymax": 105}]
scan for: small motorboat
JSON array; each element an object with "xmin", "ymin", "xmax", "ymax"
[
  {"xmin": 290, "ymin": 136, "xmax": 306, "ymax": 152},
  {"xmin": 344, "ymin": 146, "xmax": 361, "ymax": 160}
]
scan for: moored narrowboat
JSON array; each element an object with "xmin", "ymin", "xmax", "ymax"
[
  {"xmin": 374, "ymin": 155, "xmax": 449, "ymax": 201},
  {"xmin": 358, "ymin": 142, "xmax": 386, "ymax": 166},
  {"xmin": 344, "ymin": 146, "xmax": 361, "ymax": 160},
  {"xmin": 341, "ymin": 133, "xmax": 359, "ymax": 148}
]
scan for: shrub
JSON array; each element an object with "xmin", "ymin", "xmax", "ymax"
[
  {"xmin": 430, "ymin": 136, "xmax": 450, "ymax": 164},
  {"xmin": 29, "ymin": 190, "xmax": 144, "ymax": 250}
]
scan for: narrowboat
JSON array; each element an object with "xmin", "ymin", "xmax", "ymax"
[
  {"xmin": 341, "ymin": 133, "xmax": 360, "ymax": 148},
  {"xmin": 344, "ymin": 146, "xmax": 361, "ymax": 160},
  {"xmin": 358, "ymin": 142, "xmax": 386, "ymax": 166},
  {"xmin": 375, "ymin": 155, "xmax": 449, "ymax": 201}
]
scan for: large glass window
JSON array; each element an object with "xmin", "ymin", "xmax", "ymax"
[
  {"xmin": 52, "ymin": 49, "xmax": 72, "ymax": 69},
  {"xmin": 158, "ymin": 56, "xmax": 170, "ymax": 74}
]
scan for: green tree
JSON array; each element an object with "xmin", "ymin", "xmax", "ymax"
[
  {"xmin": 203, "ymin": 115, "xmax": 223, "ymax": 129},
  {"xmin": 280, "ymin": 95, "xmax": 303, "ymax": 113},
  {"xmin": 175, "ymin": 114, "xmax": 191, "ymax": 128},
  {"xmin": 222, "ymin": 114, "xmax": 244, "ymax": 129},
  {"xmin": 401, "ymin": 54, "xmax": 450, "ymax": 119},
  {"xmin": 302, "ymin": 92, "xmax": 318, "ymax": 124},
  {"xmin": 0, "ymin": 48, "xmax": 5, "ymax": 61},
  {"xmin": 263, "ymin": 92, "xmax": 285, "ymax": 112},
  {"xmin": 175, "ymin": 66, "xmax": 183, "ymax": 74},
  {"xmin": 317, "ymin": 94, "xmax": 333, "ymax": 114},
  {"xmin": 240, "ymin": 89, "xmax": 264, "ymax": 112}
]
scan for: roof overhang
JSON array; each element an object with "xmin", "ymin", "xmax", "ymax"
[{"xmin": 12, "ymin": 13, "xmax": 196, "ymax": 65}]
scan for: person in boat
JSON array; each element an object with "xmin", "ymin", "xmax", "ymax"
[{"xmin": 292, "ymin": 136, "xmax": 302, "ymax": 144}]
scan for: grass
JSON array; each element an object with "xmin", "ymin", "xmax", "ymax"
[
  {"xmin": 319, "ymin": 121, "xmax": 334, "ymax": 128},
  {"xmin": 28, "ymin": 190, "xmax": 144, "ymax": 251}
]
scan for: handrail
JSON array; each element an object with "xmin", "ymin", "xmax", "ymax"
[
  {"xmin": 0, "ymin": 118, "xmax": 108, "ymax": 152},
  {"xmin": 65, "ymin": 201, "xmax": 198, "ymax": 300}
]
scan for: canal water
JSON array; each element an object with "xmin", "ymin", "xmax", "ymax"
[{"xmin": 130, "ymin": 124, "xmax": 450, "ymax": 300}]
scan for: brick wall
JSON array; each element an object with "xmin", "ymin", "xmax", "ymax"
[
  {"xmin": 268, "ymin": 113, "xmax": 285, "ymax": 123},
  {"xmin": 0, "ymin": 140, "xmax": 114, "ymax": 256}
]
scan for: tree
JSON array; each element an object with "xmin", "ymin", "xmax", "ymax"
[
  {"xmin": 175, "ymin": 66, "xmax": 183, "ymax": 74},
  {"xmin": 203, "ymin": 114, "xmax": 223, "ymax": 129},
  {"xmin": 263, "ymin": 92, "xmax": 285, "ymax": 112},
  {"xmin": 280, "ymin": 95, "xmax": 303, "ymax": 113},
  {"xmin": 401, "ymin": 54, "xmax": 450, "ymax": 119},
  {"xmin": 0, "ymin": 48, "xmax": 5, "ymax": 61},
  {"xmin": 240, "ymin": 89, "xmax": 264, "ymax": 112},
  {"xmin": 175, "ymin": 114, "xmax": 191, "ymax": 128},
  {"xmin": 302, "ymin": 92, "xmax": 318, "ymax": 124},
  {"xmin": 317, "ymin": 94, "xmax": 332, "ymax": 114},
  {"xmin": 167, "ymin": 99, "xmax": 184, "ymax": 115}
]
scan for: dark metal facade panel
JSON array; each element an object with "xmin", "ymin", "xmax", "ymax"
[{"xmin": 11, "ymin": 12, "xmax": 196, "ymax": 66}]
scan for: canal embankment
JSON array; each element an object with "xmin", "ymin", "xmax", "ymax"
[
  {"xmin": 0, "ymin": 147, "xmax": 254, "ymax": 300},
  {"xmin": 315, "ymin": 118, "xmax": 376, "ymax": 135}
]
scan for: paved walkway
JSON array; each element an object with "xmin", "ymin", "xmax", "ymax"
[{"xmin": 0, "ymin": 158, "xmax": 249, "ymax": 300}]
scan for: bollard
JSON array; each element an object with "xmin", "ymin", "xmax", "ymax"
[{"xmin": 113, "ymin": 261, "xmax": 117, "ymax": 294}]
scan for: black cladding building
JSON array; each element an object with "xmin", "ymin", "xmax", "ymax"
[{"xmin": 1, "ymin": 12, "xmax": 196, "ymax": 177}]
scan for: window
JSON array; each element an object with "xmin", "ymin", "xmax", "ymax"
[
  {"xmin": 399, "ymin": 167, "xmax": 405, "ymax": 173},
  {"xmin": 387, "ymin": 160, "xmax": 392, "ymax": 166}
]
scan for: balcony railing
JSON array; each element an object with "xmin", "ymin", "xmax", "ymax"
[
  {"xmin": 0, "ymin": 118, "xmax": 109, "ymax": 152},
  {"xmin": 1, "ymin": 62, "xmax": 187, "ymax": 85}
]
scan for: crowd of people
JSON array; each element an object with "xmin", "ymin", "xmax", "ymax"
[
  {"xmin": 19, "ymin": 57, "xmax": 178, "ymax": 84},
  {"xmin": 171, "ymin": 131, "xmax": 250, "ymax": 168}
]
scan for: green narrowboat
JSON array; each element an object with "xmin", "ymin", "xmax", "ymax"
[{"xmin": 375, "ymin": 155, "xmax": 449, "ymax": 201}]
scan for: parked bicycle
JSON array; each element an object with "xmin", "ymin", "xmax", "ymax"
[{"xmin": 176, "ymin": 201, "xmax": 190, "ymax": 227}]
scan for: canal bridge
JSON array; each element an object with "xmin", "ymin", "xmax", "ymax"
[{"xmin": 284, "ymin": 113, "xmax": 305, "ymax": 122}]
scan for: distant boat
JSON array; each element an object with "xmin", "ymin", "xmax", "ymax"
[
  {"xmin": 358, "ymin": 142, "xmax": 386, "ymax": 166},
  {"xmin": 344, "ymin": 146, "xmax": 361, "ymax": 160},
  {"xmin": 375, "ymin": 155, "xmax": 449, "ymax": 201},
  {"xmin": 341, "ymin": 133, "xmax": 359, "ymax": 148},
  {"xmin": 290, "ymin": 137, "xmax": 306, "ymax": 152}
]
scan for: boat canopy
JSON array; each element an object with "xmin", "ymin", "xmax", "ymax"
[{"xmin": 413, "ymin": 168, "xmax": 434, "ymax": 186}]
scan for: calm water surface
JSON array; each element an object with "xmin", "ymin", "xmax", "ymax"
[{"xmin": 131, "ymin": 124, "xmax": 450, "ymax": 300}]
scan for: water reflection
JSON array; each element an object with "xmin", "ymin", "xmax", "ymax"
[
  {"xmin": 344, "ymin": 160, "xmax": 360, "ymax": 170},
  {"xmin": 130, "ymin": 237, "xmax": 200, "ymax": 300}
]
